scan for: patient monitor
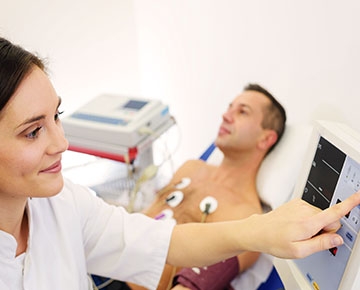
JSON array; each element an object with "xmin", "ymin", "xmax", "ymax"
[
  {"xmin": 62, "ymin": 94, "xmax": 174, "ymax": 163},
  {"xmin": 275, "ymin": 120, "xmax": 360, "ymax": 290}
]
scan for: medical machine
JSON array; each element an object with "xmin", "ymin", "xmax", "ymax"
[
  {"xmin": 274, "ymin": 120, "xmax": 360, "ymax": 290},
  {"xmin": 62, "ymin": 94, "xmax": 174, "ymax": 163}
]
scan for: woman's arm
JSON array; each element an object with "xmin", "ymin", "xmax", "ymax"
[{"xmin": 166, "ymin": 192, "xmax": 360, "ymax": 267}]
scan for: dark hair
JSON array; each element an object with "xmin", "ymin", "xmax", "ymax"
[
  {"xmin": 0, "ymin": 37, "xmax": 45, "ymax": 114},
  {"xmin": 243, "ymin": 83, "xmax": 287, "ymax": 153}
]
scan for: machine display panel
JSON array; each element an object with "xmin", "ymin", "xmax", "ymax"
[
  {"xmin": 294, "ymin": 122, "xmax": 360, "ymax": 290},
  {"xmin": 121, "ymin": 100, "xmax": 148, "ymax": 111}
]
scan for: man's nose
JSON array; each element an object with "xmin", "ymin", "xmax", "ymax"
[{"xmin": 222, "ymin": 110, "xmax": 233, "ymax": 123}]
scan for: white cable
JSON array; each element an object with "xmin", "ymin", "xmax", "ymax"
[
  {"xmin": 127, "ymin": 163, "xmax": 159, "ymax": 213},
  {"xmin": 96, "ymin": 278, "xmax": 115, "ymax": 289},
  {"xmin": 126, "ymin": 117, "xmax": 181, "ymax": 212}
]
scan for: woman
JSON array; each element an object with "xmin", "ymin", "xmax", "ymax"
[{"xmin": 0, "ymin": 36, "xmax": 358, "ymax": 290}]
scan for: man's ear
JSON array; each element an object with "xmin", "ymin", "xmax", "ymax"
[{"xmin": 258, "ymin": 130, "xmax": 278, "ymax": 151}]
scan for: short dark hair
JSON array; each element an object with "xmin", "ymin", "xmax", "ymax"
[
  {"xmin": 0, "ymin": 37, "xmax": 45, "ymax": 115},
  {"xmin": 243, "ymin": 83, "xmax": 287, "ymax": 153}
]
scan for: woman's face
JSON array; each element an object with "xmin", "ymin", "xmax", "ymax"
[{"xmin": 0, "ymin": 66, "xmax": 69, "ymax": 199}]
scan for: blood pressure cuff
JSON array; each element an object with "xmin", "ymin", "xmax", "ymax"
[{"xmin": 172, "ymin": 256, "xmax": 239, "ymax": 290}]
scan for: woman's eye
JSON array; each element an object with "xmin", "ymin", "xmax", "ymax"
[
  {"xmin": 54, "ymin": 110, "xmax": 64, "ymax": 121},
  {"xmin": 26, "ymin": 127, "xmax": 42, "ymax": 139}
]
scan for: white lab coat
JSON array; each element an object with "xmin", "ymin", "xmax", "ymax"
[{"xmin": 0, "ymin": 179, "xmax": 174, "ymax": 290}]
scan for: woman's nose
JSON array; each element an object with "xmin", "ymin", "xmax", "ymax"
[{"xmin": 47, "ymin": 123, "xmax": 69, "ymax": 154}]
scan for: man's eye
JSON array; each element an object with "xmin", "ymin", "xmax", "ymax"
[{"xmin": 26, "ymin": 127, "xmax": 42, "ymax": 139}]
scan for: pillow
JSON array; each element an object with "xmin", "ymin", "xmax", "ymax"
[{"xmin": 206, "ymin": 123, "xmax": 312, "ymax": 209}]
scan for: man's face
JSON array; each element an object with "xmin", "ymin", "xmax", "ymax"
[{"xmin": 215, "ymin": 90, "xmax": 271, "ymax": 154}]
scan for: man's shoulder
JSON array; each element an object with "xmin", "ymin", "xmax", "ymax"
[
  {"xmin": 172, "ymin": 159, "xmax": 209, "ymax": 179},
  {"xmin": 183, "ymin": 158, "xmax": 206, "ymax": 165},
  {"xmin": 180, "ymin": 159, "xmax": 208, "ymax": 170}
]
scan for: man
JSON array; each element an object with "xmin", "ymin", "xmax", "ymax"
[{"xmin": 128, "ymin": 83, "xmax": 286, "ymax": 290}]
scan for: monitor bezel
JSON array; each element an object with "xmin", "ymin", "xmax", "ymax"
[{"xmin": 291, "ymin": 120, "xmax": 360, "ymax": 290}]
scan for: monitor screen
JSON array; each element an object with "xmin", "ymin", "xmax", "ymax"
[
  {"xmin": 292, "ymin": 121, "xmax": 360, "ymax": 290},
  {"xmin": 121, "ymin": 100, "xmax": 148, "ymax": 111}
]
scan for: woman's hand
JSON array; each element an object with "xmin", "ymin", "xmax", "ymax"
[{"xmin": 248, "ymin": 192, "xmax": 360, "ymax": 259}]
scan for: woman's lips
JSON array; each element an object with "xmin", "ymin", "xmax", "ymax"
[{"xmin": 40, "ymin": 160, "xmax": 62, "ymax": 173}]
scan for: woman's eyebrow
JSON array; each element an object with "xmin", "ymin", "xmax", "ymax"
[
  {"xmin": 16, "ymin": 115, "xmax": 45, "ymax": 129},
  {"xmin": 16, "ymin": 97, "xmax": 62, "ymax": 129}
]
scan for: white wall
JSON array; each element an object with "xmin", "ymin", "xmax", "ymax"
[
  {"xmin": 1, "ymin": 0, "xmax": 360, "ymax": 168},
  {"xmin": 133, "ymin": 0, "xmax": 360, "ymax": 165},
  {"xmin": 0, "ymin": 0, "xmax": 140, "ymax": 111}
]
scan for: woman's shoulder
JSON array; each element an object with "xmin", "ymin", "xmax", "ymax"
[
  {"xmin": 61, "ymin": 178, "xmax": 95, "ymax": 196},
  {"xmin": 47, "ymin": 178, "xmax": 99, "ymax": 211}
]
